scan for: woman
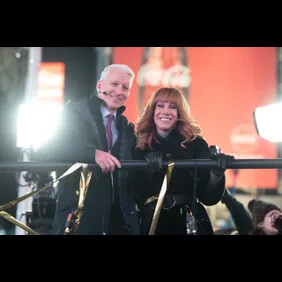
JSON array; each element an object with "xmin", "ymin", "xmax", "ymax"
[{"xmin": 132, "ymin": 87, "xmax": 233, "ymax": 235}]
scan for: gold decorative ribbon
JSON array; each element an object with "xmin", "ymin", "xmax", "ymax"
[
  {"xmin": 0, "ymin": 211, "xmax": 39, "ymax": 235},
  {"xmin": 0, "ymin": 162, "xmax": 89, "ymax": 235},
  {"xmin": 72, "ymin": 167, "xmax": 93, "ymax": 233},
  {"xmin": 148, "ymin": 160, "xmax": 175, "ymax": 235}
]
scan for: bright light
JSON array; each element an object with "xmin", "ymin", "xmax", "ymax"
[
  {"xmin": 17, "ymin": 103, "xmax": 63, "ymax": 150},
  {"xmin": 254, "ymin": 103, "xmax": 282, "ymax": 142}
]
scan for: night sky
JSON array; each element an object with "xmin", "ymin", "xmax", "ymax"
[{"xmin": 42, "ymin": 47, "xmax": 97, "ymax": 102}]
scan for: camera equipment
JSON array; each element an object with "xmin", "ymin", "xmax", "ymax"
[
  {"xmin": 274, "ymin": 217, "xmax": 282, "ymax": 231},
  {"xmin": 186, "ymin": 206, "xmax": 197, "ymax": 235},
  {"xmin": 23, "ymin": 171, "xmax": 57, "ymax": 234}
]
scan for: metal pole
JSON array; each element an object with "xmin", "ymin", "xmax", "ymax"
[
  {"xmin": 2, "ymin": 158, "xmax": 282, "ymax": 172},
  {"xmin": 15, "ymin": 47, "xmax": 42, "ymax": 235}
]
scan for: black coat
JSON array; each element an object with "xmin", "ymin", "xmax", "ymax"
[
  {"xmin": 132, "ymin": 130, "xmax": 225, "ymax": 235},
  {"xmin": 221, "ymin": 188, "xmax": 252, "ymax": 235},
  {"xmin": 37, "ymin": 95, "xmax": 140, "ymax": 235}
]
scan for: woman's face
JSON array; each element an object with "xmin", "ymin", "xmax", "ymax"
[
  {"xmin": 154, "ymin": 101, "xmax": 178, "ymax": 134},
  {"xmin": 260, "ymin": 209, "xmax": 282, "ymax": 235}
]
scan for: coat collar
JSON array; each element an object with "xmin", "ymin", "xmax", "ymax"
[{"xmin": 90, "ymin": 94, "xmax": 126, "ymax": 118}]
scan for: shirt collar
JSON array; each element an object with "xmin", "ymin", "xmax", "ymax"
[{"xmin": 100, "ymin": 104, "xmax": 117, "ymax": 119}]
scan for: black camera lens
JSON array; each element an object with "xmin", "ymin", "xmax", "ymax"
[{"xmin": 274, "ymin": 217, "xmax": 282, "ymax": 230}]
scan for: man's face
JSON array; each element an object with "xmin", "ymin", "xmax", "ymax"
[
  {"xmin": 96, "ymin": 68, "xmax": 132, "ymax": 112},
  {"xmin": 260, "ymin": 209, "xmax": 282, "ymax": 235}
]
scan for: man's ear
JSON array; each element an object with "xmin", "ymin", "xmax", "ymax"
[{"xmin": 96, "ymin": 80, "xmax": 102, "ymax": 92}]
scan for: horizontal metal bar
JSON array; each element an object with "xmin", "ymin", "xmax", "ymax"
[{"xmin": 0, "ymin": 159, "xmax": 282, "ymax": 172}]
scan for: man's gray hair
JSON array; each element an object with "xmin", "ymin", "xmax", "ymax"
[{"xmin": 100, "ymin": 64, "xmax": 135, "ymax": 82}]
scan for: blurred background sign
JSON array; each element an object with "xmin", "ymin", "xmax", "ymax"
[
  {"xmin": 37, "ymin": 62, "xmax": 65, "ymax": 105},
  {"xmin": 113, "ymin": 47, "xmax": 278, "ymax": 190}
]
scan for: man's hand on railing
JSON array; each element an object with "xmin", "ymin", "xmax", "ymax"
[{"xmin": 95, "ymin": 149, "xmax": 121, "ymax": 173}]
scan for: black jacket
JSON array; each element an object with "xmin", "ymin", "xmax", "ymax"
[
  {"xmin": 132, "ymin": 131, "xmax": 225, "ymax": 235},
  {"xmin": 37, "ymin": 95, "xmax": 139, "ymax": 235},
  {"xmin": 221, "ymin": 188, "xmax": 253, "ymax": 235}
]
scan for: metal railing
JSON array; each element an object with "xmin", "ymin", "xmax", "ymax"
[
  {"xmin": 1, "ymin": 158, "xmax": 282, "ymax": 235},
  {"xmin": 0, "ymin": 158, "xmax": 282, "ymax": 171}
]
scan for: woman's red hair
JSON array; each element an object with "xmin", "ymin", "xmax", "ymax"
[{"xmin": 135, "ymin": 87, "xmax": 202, "ymax": 150}]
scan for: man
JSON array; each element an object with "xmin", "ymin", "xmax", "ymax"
[{"xmin": 37, "ymin": 64, "xmax": 140, "ymax": 235}]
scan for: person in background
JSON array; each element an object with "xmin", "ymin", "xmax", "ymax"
[
  {"xmin": 210, "ymin": 145, "xmax": 253, "ymax": 235},
  {"xmin": 248, "ymin": 199, "xmax": 282, "ymax": 235},
  {"xmin": 219, "ymin": 188, "xmax": 252, "ymax": 235}
]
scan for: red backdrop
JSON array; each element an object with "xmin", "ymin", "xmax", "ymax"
[{"xmin": 113, "ymin": 47, "xmax": 278, "ymax": 189}]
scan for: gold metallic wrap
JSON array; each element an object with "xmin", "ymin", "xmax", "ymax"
[
  {"xmin": 72, "ymin": 166, "xmax": 93, "ymax": 232},
  {"xmin": 0, "ymin": 181, "xmax": 54, "ymax": 235},
  {"xmin": 0, "ymin": 211, "xmax": 39, "ymax": 235},
  {"xmin": 0, "ymin": 162, "xmax": 88, "ymax": 235},
  {"xmin": 148, "ymin": 161, "xmax": 175, "ymax": 235}
]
